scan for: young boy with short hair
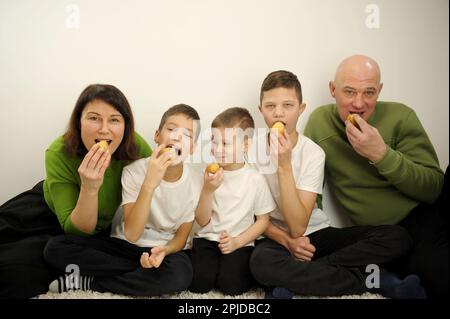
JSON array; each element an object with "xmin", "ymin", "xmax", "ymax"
[
  {"xmin": 249, "ymin": 71, "xmax": 418, "ymax": 298},
  {"xmin": 189, "ymin": 107, "xmax": 276, "ymax": 296}
]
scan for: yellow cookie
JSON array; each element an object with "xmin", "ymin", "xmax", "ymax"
[
  {"xmin": 347, "ymin": 114, "xmax": 360, "ymax": 129},
  {"xmin": 271, "ymin": 121, "xmax": 285, "ymax": 135},
  {"xmin": 98, "ymin": 140, "xmax": 109, "ymax": 151},
  {"xmin": 207, "ymin": 163, "xmax": 220, "ymax": 174},
  {"xmin": 160, "ymin": 147, "xmax": 173, "ymax": 156}
]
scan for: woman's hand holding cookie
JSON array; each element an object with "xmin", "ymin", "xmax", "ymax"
[{"xmin": 78, "ymin": 143, "xmax": 111, "ymax": 192}]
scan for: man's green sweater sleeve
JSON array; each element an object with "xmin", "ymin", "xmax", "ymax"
[{"xmin": 373, "ymin": 110, "xmax": 443, "ymax": 203}]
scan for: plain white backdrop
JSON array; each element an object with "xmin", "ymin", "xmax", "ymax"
[{"xmin": 1, "ymin": 1, "xmax": 448, "ymax": 226}]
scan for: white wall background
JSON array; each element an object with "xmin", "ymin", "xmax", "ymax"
[{"xmin": 1, "ymin": 0, "xmax": 448, "ymax": 225}]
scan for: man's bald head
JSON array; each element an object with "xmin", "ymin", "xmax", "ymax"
[{"xmin": 334, "ymin": 55, "xmax": 381, "ymax": 86}]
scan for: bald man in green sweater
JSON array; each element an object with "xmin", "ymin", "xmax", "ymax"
[{"xmin": 304, "ymin": 55, "xmax": 448, "ymax": 299}]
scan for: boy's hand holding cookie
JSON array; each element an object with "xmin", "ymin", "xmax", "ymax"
[
  {"xmin": 143, "ymin": 144, "xmax": 174, "ymax": 190},
  {"xmin": 203, "ymin": 165, "xmax": 223, "ymax": 193},
  {"xmin": 206, "ymin": 163, "xmax": 220, "ymax": 175},
  {"xmin": 269, "ymin": 127, "xmax": 293, "ymax": 170}
]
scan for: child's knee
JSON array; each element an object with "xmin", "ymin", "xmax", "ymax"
[
  {"xmin": 249, "ymin": 247, "xmax": 272, "ymax": 283},
  {"xmin": 217, "ymin": 276, "xmax": 253, "ymax": 296},
  {"xmin": 157, "ymin": 267, "xmax": 193, "ymax": 296},
  {"xmin": 189, "ymin": 270, "xmax": 215, "ymax": 293},
  {"xmin": 167, "ymin": 256, "xmax": 193, "ymax": 293}
]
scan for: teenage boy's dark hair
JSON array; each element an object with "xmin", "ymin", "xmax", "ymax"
[
  {"xmin": 211, "ymin": 107, "xmax": 254, "ymax": 131},
  {"xmin": 64, "ymin": 84, "xmax": 139, "ymax": 161},
  {"xmin": 158, "ymin": 104, "xmax": 201, "ymax": 141},
  {"xmin": 260, "ymin": 70, "xmax": 303, "ymax": 103}
]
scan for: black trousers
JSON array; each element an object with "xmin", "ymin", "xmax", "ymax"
[
  {"xmin": 189, "ymin": 237, "xmax": 255, "ymax": 296},
  {"xmin": 250, "ymin": 225, "xmax": 412, "ymax": 296},
  {"xmin": 392, "ymin": 165, "xmax": 449, "ymax": 299},
  {"xmin": 44, "ymin": 234, "xmax": 193, "ymax": 296},
  {"xmin": 0, "ymin": 181, "xmax": 63, "ymax": 299}
]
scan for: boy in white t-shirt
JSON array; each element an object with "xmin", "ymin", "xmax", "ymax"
[
  {"xmin": 249, "ymin": 71, "xmax": 414, "ymax": 298},
  {"xmin": 189, "ymin": 107, "xmax": 276, "ymax": 296},
  {"xmin": 46, "ymin": 104, "xmax": 201, "ymax": 296}
]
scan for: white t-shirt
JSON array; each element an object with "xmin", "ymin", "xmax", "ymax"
[
  {"xmin": 248, "ymin": 131, "xmax": 330, "ymax": 236},
  {"xmin": 111, "ymin": 158, "xmax": 202, "ymax": 249},
  {"xmin": 195, "ymin": 163, "xmax": 277, "ymax": 246}
]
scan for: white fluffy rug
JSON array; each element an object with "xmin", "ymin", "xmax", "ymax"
[{"xmin": 35, "ymin": 289, "xmax": 384, "ymax": 299}]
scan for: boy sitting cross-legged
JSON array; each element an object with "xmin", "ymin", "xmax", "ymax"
[{"xmin": 189, "ymin": 107, "xmax": 276, "ymax": 296}]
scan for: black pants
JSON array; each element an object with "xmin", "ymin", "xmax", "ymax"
[
  {"xmin": 250, "ymin": 225, "xmax": 412, "ymax": 296},
  {"xmin": 0, "ymin": 181, "xmax": 63, "ymax": 299},
  {"xmin": 189, "ymin": 237, "xmax": 255, "ymax": 296},
  {"xmin": 44, "ymin": 234, "xmax": 193, "ymax": 296},
  {"xmin": 392, "ymin": 165, "xmax": 449, "ymax": 299}
]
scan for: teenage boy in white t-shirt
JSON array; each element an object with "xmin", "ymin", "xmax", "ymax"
[
  {"xmin": 248, "ymin": 71, "xmax": 415, "ymax": 299},
  {"xmin": 189, "ymin": 107, "xmax": 276, "ymax": 296},
  {"xmin": 46, "ymin": 104, "xmax": 201, "ymax": 296}
]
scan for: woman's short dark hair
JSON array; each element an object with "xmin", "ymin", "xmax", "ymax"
[{"xmin": 63, "ymin": 84, "xmax": 139, "ymax": 161}]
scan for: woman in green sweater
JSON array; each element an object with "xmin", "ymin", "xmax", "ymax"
[{"xmin": 0, "ymin": 84, "xmax": 151, "ymax": 298}]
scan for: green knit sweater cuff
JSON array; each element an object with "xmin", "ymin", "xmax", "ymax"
[{"xmin": 372, "ymin": 147, "xmax": 400, "ymax": 175}]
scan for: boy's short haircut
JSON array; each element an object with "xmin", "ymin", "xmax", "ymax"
[
  {"xmin": 260, "ymin": 70, "xmax": 303, "ymax": 104},
  {"xmin": 211, "ymin": 107, "xmax": 255, "ymax": 131},
  {"xmin": 158, "ymin": 104, "xmax": 201, "ymax": 141}
]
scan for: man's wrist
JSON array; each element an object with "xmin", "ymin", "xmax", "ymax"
[{"xmin": 369, "ymin": 144, "xmax": 388, "ymax": 164}]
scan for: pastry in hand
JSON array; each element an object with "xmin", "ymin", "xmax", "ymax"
[
  {"xmin": 159, "ymin": 145, "xmax": 181, "ymax": 157},
  {"xmin": 207, "ymin": 163, "xmax": 220, "ymax": 174},
  {"xmin": 97, "ymin": 140, "xmax": 109, "ymax": 151},
  {"xmin": 160, "ymin": 146, "xmax": 172, "ymax": 154},
  {"xmin": 347, "ymin": 114, "xmax": 360, "ymax": 129},
  {"xmin": 159, "ymin": 146, "xmax": 174, "ymax": 158},
  {"xmin": 271, "ymin": 121, "xmax": 285, "ymax": 135}
]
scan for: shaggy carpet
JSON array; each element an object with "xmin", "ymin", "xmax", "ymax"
[{"xmin": 35, "ymin": 289, "xmax": 384, "ymax": 299}]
